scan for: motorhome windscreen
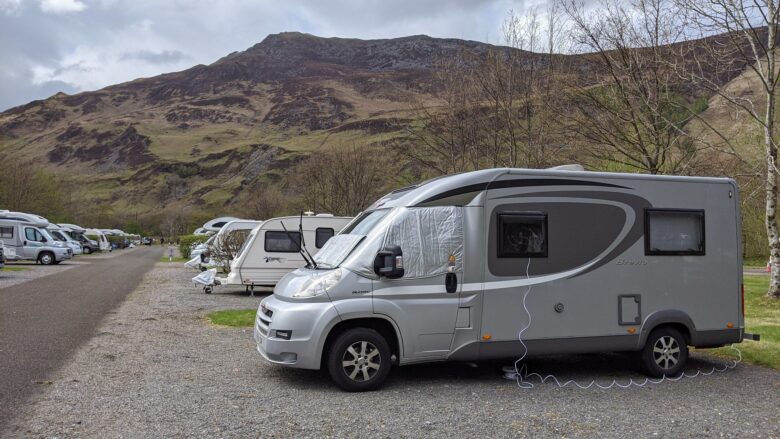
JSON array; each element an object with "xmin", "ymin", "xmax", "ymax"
[
  {"xmin": 314, "ymin": 209, "xmax": 391, "ymax": 268},
  {"xmin": 335, "ymin": 206, "xmax": 463, "ymax": 279},
  {"xmin": 50, "ymin": 231, "xmax": 68, "ymax": 241}
]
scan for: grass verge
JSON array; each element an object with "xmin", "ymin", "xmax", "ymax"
[
  {"xmin": 208, "ymin": 309, "xmax": 256, "ymax": 327},
  {"xmin": 160, "ymin": 256, "xmax": 189, "ymax": 263},
  {"xmin": 705, "ymin": 275, "xmax": 780, "ymax": 369},
  {"xmin": 1, "ymin": 266, "xmax": 30, "ymax": 271}
]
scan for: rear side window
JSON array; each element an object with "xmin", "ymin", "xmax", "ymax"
[
  {"xmin": 497, "ymin": 212, "xmax": 548, "ymax": 258},
  {"xmin": 0, "ymin": 227, "xmax": 13, "ymax": 239},
  {"xmin": 315, "ymin": 228, "xmax": 335, "ymax": 248},
  {"xmin": 645, "ymin": 209, "xmax": 705, "ymax": 255},
  {"xmin": 265, "ymin": 231, "xmax": 301, "ymax": 253}
]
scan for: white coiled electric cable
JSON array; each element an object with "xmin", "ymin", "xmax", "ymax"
[{"xmin": 504, "ymin": 258, "xmax": 743, "ymax": 389}]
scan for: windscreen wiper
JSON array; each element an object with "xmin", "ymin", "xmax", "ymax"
[
  {"xmin": 298, "ymin": 211, "xmax": 318, "ymax": 269},
  {"xmin": 281, "ymin": 221, "xmax": 314, "ymax": 268}
]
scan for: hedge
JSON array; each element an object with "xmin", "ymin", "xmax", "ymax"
[{"xmin": 179, "ymin": 234, "xmax": 209, "ymax": 259}]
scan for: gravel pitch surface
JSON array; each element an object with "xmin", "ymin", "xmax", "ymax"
[{"xmin": 4, "ymin": 263, "xmax": 780, "ymax": 438}]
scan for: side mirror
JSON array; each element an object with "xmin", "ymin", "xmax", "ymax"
[{"xmin": 373, "ymin": 246, "xmax": 404, "ymax": 279}]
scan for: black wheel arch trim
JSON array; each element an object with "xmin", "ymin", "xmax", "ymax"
[{"xmin": 638, "ymin": 310, "xmax": 696, "ymax": 348}]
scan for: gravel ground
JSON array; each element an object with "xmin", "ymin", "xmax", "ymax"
[
  {"xmin": 0, "ymin": 248, "xmax": 139, "ymax": 290},
  {"xmin": 4, "ymin": 263, "xmax": 780, "ymax": 438}
]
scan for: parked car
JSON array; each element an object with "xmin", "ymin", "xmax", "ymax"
[
  {"xmin": 254, "ymin": 166, "xmax": 749, "ymax": 391},
  {"xmin": 142, "ymin": 237, "xmax": 153, "ymax": 246}
]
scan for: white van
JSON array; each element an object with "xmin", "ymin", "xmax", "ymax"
[
  {"xmin": 85, "ymin": 228, "xmax": 111, "ymax": 252},
  {"xmin": 47, "ymin": 224, "xmax": 83, "ymax": 255},
  {"xmin": 60, "ymin": 223, "xmax": 99, "ymax": 254}
]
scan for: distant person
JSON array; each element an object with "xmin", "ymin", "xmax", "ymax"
[{"xmin": 161, "ymin": 237, "xmax": 165, "ymax": 246}]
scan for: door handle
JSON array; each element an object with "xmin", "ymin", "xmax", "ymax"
[{"xmin": 445, "ymin": 272, "xmax": 457, "ymax": 294}]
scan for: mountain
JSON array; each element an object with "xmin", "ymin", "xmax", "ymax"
[{"xmin": 0, "ymin": 33, "xmax": 521, "ymax": 217}]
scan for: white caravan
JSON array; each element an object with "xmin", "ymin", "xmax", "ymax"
[
  {"xmin": 222, "ymin": 215, "xmax": 352, "ymax": 290},
  {"xmin": 0, "ymin": 211, "xmax": 72, "ymax": 264},
  {"xmin": 193, "ymin": 219, "xmax": 262, "ymax": 263},
  {"xmin": 202, "ymin": 216, "xmax": 240, "ymax": 233},
  {"xmin": 47, "ymin": 224, "xmax": 83, "ymax": 255},
  {"xmin": 85, "ymin": 228, "xmax": 111, "ymax": 251}
]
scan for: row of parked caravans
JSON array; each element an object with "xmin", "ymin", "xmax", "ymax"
[
  {"xmin": 0, "ymin": 209, "xmax": 139, "ymax": 266},
  {"xmin": 188, "ymin": 214, "xmax": 352, "ymax": 293}
]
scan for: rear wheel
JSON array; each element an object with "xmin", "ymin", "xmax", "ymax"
[
  {"xmin": 83, "ymin": 247, "xmax": 92, "ymax": 254},
  {"xmin": 327, "ymin": 328, "xmax": 391, "ymax": 392},
  {"xmin": 641, "ymin": 327, "xmax": 688, "ymax": 377},
  {"xmin": 38, "ymin": 252, "xmax": 55, "ymax": 265}
]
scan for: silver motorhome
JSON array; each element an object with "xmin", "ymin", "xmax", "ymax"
[
  {"xmin": 0, "ymin": 211, "xmax": 73, "ymax": 264},
  {"xmin": 254, "ymin": 168, "xmax": 745, "ymax": 391}
]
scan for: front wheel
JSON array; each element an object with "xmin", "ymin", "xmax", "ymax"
[
  {"xmin": 83, "ymin": 247, "xmax": 92, "ymax": 254},
  {"xmin": 38, "ymin": 252, "xmax": 55, "ymax": 265},
  {"xmin": 641, "ymin": 327, "xmax": 689, "ymax": 378},
  {"xmin": 327, "ymin": 328, "xmax": 392, "ymax": 392}
]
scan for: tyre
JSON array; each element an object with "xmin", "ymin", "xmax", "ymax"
[
  {"xmin": 327, "ymin": 328, "xmax": 392, "ymax": 392},
  {"xmin": 83, "ymin": 247, "xmax": 92, "ymax": 255},
  {"xmin": 204, "ymin": 286, "xmax": 213, "ymax": 294},
  {"xmin": 38, "ymin": 252, "xmax": 55, "ymax": 265},
  {"xmin": 641, "ymin": 327, "xmax": 688, "ymax": 378}
]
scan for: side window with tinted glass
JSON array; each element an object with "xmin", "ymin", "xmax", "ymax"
[
  {"xmin": 265, "ymin": 231, "xmax": 301, "ymax": 253},
  {"xmin": 315, "ymin": 228, "xmax": 335, "ymax": 248},
  {"xmin": 498, "ymin": 212, "xmax": 548, "ymax": 258},
  {"xmin": 645, "ymin": 209, "xmax": 705, "ymax": 255},
  {"xmin": 0, "ymin": 227, "xmax": 13, "ymax": 239}
]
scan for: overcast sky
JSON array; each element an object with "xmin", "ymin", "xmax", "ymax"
[{"xmin": 0, "ymin": 0, "xmax": 550, "ymax": 111}]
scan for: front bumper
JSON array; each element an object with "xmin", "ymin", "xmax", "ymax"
[
  {"xmin": 55, "ymin": 248, "xmax": 72, "ymax": 261},
  {"xmin": 253, "ymin": 294, "xmax": 340, "ymax": 370}
]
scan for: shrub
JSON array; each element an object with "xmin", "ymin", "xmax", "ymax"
[{"xmin": 179, "ymin": 234, "xmax": 209, "ymax": 259}]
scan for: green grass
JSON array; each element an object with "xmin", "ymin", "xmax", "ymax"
[
  {"xmin": 207, "ymin": 309, "xmax": 256, "ymax": 327},
  {"xmin": 2, "ymin": 266, "xmax": 30, "ymax": 271},
  {"xmin": 705, "ymin": 275, "xmax": 780, "ymax": 369},
  {"xmin": 160, "ymin": 256, "xmax": 188, "ymax": 262}
]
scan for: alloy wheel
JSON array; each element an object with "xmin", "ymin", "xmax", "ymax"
[
  {"xmin": 653, "ymin": 335, "xmax": 680, "ymax": 370},
  {"xmin": 342, "ymin": 341, "xmax": 381, "ymax": 382}
]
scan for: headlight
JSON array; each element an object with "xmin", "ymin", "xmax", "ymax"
[{"xmin": 292, "ymin": 268, "xmax": 342, "ymax": 298}]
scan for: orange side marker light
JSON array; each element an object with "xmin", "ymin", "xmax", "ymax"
[{"xmin": 482, "ymin": 334, "xmax": 492, "ymax": 341}]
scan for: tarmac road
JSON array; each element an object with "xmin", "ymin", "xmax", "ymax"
[{"xmin": 0, "ymin": 246, "xmax": 163, "ymax": 427}]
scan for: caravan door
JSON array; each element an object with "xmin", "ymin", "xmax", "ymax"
[{"xmin": 371, "ymin": 206, "xmax": 464, "ymax": 361}]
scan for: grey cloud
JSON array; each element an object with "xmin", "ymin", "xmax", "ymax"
[{"xmin": 120, "ymin": 49, "xmax": 191, "ymax": 64}]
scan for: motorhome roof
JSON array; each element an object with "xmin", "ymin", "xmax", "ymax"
[
  {"xmin": 58, "ymin": 223, "xmax": 86, "ymax": 233},
  {"xmin": 369, "ymin": 167, "xmax": 736, "ymax": 210},
  {"xmin": 0, "ymin": 211, "xmax": 49, "ymax": 227}
]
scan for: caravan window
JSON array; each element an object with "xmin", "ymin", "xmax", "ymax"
[
  {"xmin": 645, "ymin": 209, "xmax": 705, "ymax": 255},
  {"xmin": 315, "ymin": 228, "xmax": 335, "ymax": 248},
  {"xmin": 265, "ymin": 231, "xmax": 301, "ymax": 253},
  {"xmin": 0, "ymin": 227, "xmax": 13, "ymax": 239},
  {"xmin": 497, "ymin": 212, "xmax": 548, "ymax": 258}
]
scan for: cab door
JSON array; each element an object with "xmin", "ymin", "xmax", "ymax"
[
  {"xmin": 371, "ymin": 206, "xmax": 464, "ymax": 361},
  {"xmin": 22, "ymin": 227, "xmax": 45, "ymax": 259}
]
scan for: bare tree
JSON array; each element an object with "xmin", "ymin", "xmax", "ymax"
[
  {"xmin": 676, "ymin": 0, "xmax": 780, "ymax": 297},
  {"xmin": 562, "ymin": 0, "xmax": 709, "ymax": 174},
  {"xmin": 288, "ymin": 144, "xmax": 398, "ymax": 216},
  {"xmin": 241, "ymin": 187, "xmax": 289, "ymax": 220}
]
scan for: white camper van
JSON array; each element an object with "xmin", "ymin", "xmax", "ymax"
[
  {"xmin": 85, "ymin": 228, "xmax": 111, "ymax": 252},
  {"xmin": 254, "ymin": 168, "xmax": 751, "ymax": 391},
  {"xmin": 223, "ymin": 215, "xmax": 352, "ymax": 289},
  {"xmin": 60, "ymin": 223, "xmax": 99, "ymax": 254},
  {"xmin": 47, "ymin": 224, "xmax": 83, "ymax": 255},
  {"xmin": 0, "ymin": 211, "xmax": 72, "ymax": 264}
]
